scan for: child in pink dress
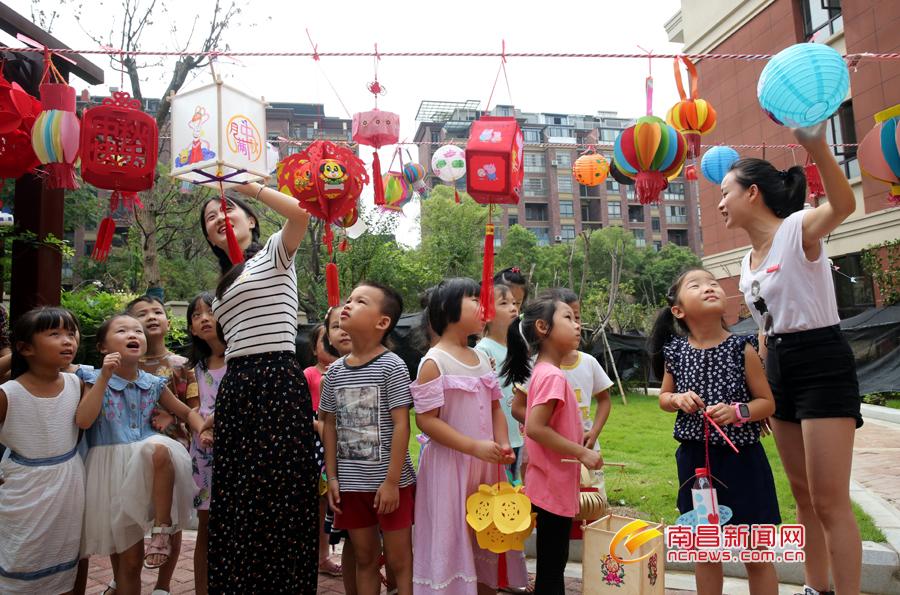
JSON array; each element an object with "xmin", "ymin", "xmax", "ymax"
[{"xmin": 412, "ymin": 278, "xmax": 526, "ymax": 594}]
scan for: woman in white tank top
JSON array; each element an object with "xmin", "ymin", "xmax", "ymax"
[{"xmin": 719, "ymin": 123, "xmax": 860, "ymax": 595}]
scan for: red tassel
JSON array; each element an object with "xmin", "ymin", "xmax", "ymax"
[
  {"xmin": 372, "ymin": 151, "xmax": 385, "ymax": 206},
  {"xmin": 220, "ymin": 194, "xmax": 244, "ymax": 265},
  {"xmin": 805, "ymin": 162, "xmax": 825, "ymax": 200},
  {"xmin": 480, "ymin": 223, "xmax": 496, "ymax": 323},
  {"xmin": 338, "ymin": 238, "xmax": 349, "ymax": 252},
  {"xmin": 92, "ymin": 217, "xmax": 115, "ymax": 262},
  {"xmin": 454, "ymin": 189, "xmax": 460, "ymax": 204},
  {"xmin": 45, "ymin": 162, "xmax": 78, "ymax": 190},
  {"xmin": 684, "ymin": 163, "xmax": 698, "ymax": 181},
  {"xmin": 635, "ymin": 171, "xmax": 667, "ymax": 204},
  {"xmin": 323, "ymin": 225, "xmax": 334, "ymax": 255},
  {"xmin": 326, "ymin": 262, "xmax": 340, "ymax": 308},
  {"xmin": 497, "ymin": 552, "xmax": 509, "ymax": 590}
]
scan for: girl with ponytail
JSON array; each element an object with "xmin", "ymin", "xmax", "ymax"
[{"xmin": 721, "ymin": 124, "xmax": 860, "ymax": 595}]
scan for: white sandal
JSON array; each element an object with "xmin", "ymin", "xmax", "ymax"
[{"xmin": 143, "ymin": 524, "xmax": 178, "ymax": 569}]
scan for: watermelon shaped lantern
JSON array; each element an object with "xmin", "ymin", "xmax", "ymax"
[
  {"xmin": 465, "ymin": 116, "xmax": 525, "ymax": 322},
  {"xmin": 858, "ymin": 104, "xmax": 900, "ymax": 204},
  {"xmin": 352, "ymin": 108, "xmax": 399, "ymax": 207},
  {"xmin": 81, "ymin": 91, "xmax": 159, "ymax": 261},
  {"xmin": 31, "ymin": 81, "xmax": 80, "ymax": 190},
  {"xmin": 614, "ymin": 116, "xmax": 687, "ymax": 204}
]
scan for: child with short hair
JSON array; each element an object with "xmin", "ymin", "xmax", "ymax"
[{"xmin": 320, "ymin": 281, "xmax": 416, "ymax": 595}]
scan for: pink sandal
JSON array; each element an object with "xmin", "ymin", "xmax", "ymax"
[{"xmin": 143, "ymin": 525, "xmax": 177, "ymax": 569}]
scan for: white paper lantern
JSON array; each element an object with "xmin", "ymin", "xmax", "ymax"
[
  {"xmin": 431, "ymin": 144, "xmax": 466, "ymax": 183},
  {"xmin": 169, "ymin": 77, "xmax": 268, "ymax": 186}
]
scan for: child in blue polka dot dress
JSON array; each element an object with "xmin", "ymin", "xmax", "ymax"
[{"xmin": 648, "ymin": 267, "xmax": 780, "ymax": 594}]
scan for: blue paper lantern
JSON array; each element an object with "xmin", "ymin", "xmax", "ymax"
[
  {"xmin": 757, "ymin": 43, "xmax": 849, "ymax": 128},
  {"xmin": 701, "ymin": 146, "xmax": 740, "ymax": 185}
]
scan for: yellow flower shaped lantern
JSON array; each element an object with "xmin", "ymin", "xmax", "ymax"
[{"xmin": 465, "ymin": 482, "xmax": 535, "ymax": 553}]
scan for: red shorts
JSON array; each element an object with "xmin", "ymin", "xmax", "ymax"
[{"xmin": 333, "ymin": 485, "xmax": 415, "ymax": 531}]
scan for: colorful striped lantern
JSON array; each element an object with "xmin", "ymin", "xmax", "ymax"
[
  {"xmin": 757, "ymin": 43, "xmax": 849, "ymax": 128},
  {"xmin": 573, "ymin": 153, "xmax": 610, "ymax": 187},
  {"xmin": 666, "ymin": 57, "xmax": 717, "ymax": 158},
  {"xmin": 402, "ymin": 162, "xmax": 428, "ymax": 197},
  {"xmin": 700, "ymin": 146, "xmax": 740, "ymax": 185},
  {"xmin": 381, "ymin": 171, "xmax": 412, "ymax": 212},
  {"xmin": 613, "ymin": 116, "xmax": 687, "ymax": 204},
  {"xmin": 858, "ymin": 104, "xmax": 900, "ymax": 203},
  {"xmin": 31, "ymin": 82, "xmax": 80, "ymax": 189}
]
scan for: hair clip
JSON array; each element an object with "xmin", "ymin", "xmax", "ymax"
[
  {"xmin": 510, "ymin": 267, "xmax": 521, "ymax": 274},
  {"xmin": 778, "ymin": 169, "xmax": 788, "ymax": 179}
]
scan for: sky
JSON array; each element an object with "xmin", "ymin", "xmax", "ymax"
[{"xmin": 3, "ymin": 0, "xmax": 685, "ymax": 245}]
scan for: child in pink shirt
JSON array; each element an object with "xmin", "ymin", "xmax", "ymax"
[{"xmin": 501, "ymin": 291, "xmax": 602, "ymax": 595}]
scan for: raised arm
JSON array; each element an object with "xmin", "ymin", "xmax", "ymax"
[
  {"xmin": 76, "ymin": 353, "xmax": 119, "ymax": 429},
  {"xmin": 235, "ymin": 183, "xmax": 310, "ymax": 256}
]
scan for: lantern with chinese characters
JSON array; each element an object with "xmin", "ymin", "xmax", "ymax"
[
  {"xmin": 402, "ymin": 162, "xmax": 428, "ymax": 197},
  {"xmin": 431, "ymin": 144, "xmax": 466, "ymax": 202},
  {"xmin": 352, "ymin": 108, "xmax": 399, "ymax": 207},
  {"xmin": 31, "ymin": 82, "xmax": 80, "ymax": 189},
  {"xmin": 613, "ymin": 116, "xmax": 687, "ymax": 204},
  {"xmin": 169, "ymin": 76, "xmax": 268, "ymax": 264},
  {"xmin": 465, "ymin": 117, "xmax": 525, "ymax": 321},
  {"xmin": 758, "ymin": 43, "xmax": 849, "ymax": 128},
  {"xmin": 700, "ymin": 146, "xmax": 740, "ymax": 185},
  {"xmin": 573, "ymin": 152, "xmax": 610, "ymax": 187},
  {"xmin": 858, "ymin": 104, "xmax": 900, "ymax": 204},
  {"xmin": 666, "ymin": 57, "xmax": 717, "ymax": 159},
  {"xmin": 81, "ymin": 92, "xmax": 159, "ymax": 261}
]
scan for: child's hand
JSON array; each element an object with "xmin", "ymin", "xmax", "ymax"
[
  {"xmin": 471, "ymin": 439, "xmax": 506, "ymax": 463},
  {"xmin": 375, "ymin": 479, "xmax": 400, "ymax": 515},
  {"xmin": 99, "ymin": 353, "xmax": 121, "ymax": 379},
  {"xmin": 326, "ymin": 479, "xmax": 342, "ymax": 515},
  {"xmin": 201, "ymin": 414, "xmax": 215, "ymax": 433},
  {"xmin": 760, "ymin": 417, "xmax": 773, "ymax": 438},
  {"xmin": 499, "ymin": 443, "xmax": 515, "ymax": 465},
  {"xmin": 199, "ymin": 428, "xmax": 214, "ymax": 448},
  {"xmin": 706, "ymin": 403, "xmax": 738, "ymax": 426},
  {"xmin": 792, "ymin": 122, "xmax": 827, "ymax": 150},
  {"xmin": 582, "ymin": 429, "xmax": 600, "ymax": 450},
  {"xmin": 672, "ymin": 391, "xmax": 705, "ymax": 414},
  {"xmin": 578, "ymin": 447, "xmax": 603, "ymax": 470},
  {"xmin": 152, "ymin": 409, "xmax": 176, "ymax": 432}
]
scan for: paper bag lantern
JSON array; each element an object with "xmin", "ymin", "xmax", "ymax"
[
  {"xmin": 858, "ymin": 104, "xmax": 900, "ymax": 203},
  {"xmin": 31, "ymin": 82, "xmax": 80, "ymax": 189},
  {"xmin": 170, "ymin": 78, "xmax": 268, "ymax": 186},
  {"xmin": 352, "ymin": 108, "xmax": 399, "ymax": 207},
  {"xmin": 583, "ymin": 515, "xmax": 664, "ymax": 595},
  {"xmin": 614, "ymin": 116, "xmax": 687, "ymax": 204},
  {"xmin": 757, "ymin": 43, "xmax": 849, "ymax": 128},
  {"xmin": 465, "ymin": 116, "xmax": 524, "ymax": 205},
  {"xmin": 700, "ymin": 146, "xmax": 740, "ymax": 185}
]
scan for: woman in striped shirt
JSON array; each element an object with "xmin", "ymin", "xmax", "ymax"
[{"xmin": 199, "ymin": 183, "xmax": 320, "ymax": 594}]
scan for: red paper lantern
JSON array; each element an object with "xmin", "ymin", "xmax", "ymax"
[
  {"xmin": 465, "ymin": 117, "xmax": 525, "ymax": 322},
  {"xmin": 81, "ymin": 92, "xmax": 159, "ymax": 261},
  {"xmin": 352, "ymin": 108, "xmax": 399, "ymax": 207},
  {"xmin": 0, "ymin": 72, "xmax": 41, "ymax": 181}
]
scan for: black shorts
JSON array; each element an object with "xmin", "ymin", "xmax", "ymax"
[{"xmin": 765, "ymin": 325, "xmax": 862, "ymax": 428}]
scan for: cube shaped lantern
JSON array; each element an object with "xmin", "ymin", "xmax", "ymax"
[
  {"xmin": 169, "ymin": 77, "xmax": 268, "ymax": 186},
  {"xmin": 465, "ymin": 116, "xmax": 524, "ymax": 205}
]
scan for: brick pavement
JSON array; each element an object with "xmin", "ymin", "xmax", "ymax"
[{"xmin": 851, "ymin": 418, "xmax": 900, "ymax": 511}]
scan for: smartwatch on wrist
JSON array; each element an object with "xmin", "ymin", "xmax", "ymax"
[{"xmin": 733, "ymin": 402, "xmax": 751, "ymax": 427}]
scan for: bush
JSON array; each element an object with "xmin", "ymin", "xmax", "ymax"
[{"xmin": 862, "ymin": 392, "xmax": 900, "ymax": 407}]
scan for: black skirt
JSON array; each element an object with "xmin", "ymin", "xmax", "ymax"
[
  {"xmin": 676, "ymin": 440, "xmax": 781, "ymax": 527},
  {"xmin": 208, "ymin": 351, "xmax": 320, "ymax": 594}
]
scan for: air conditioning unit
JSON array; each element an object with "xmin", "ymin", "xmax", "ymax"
[
  {"xmin": 550, "ymin": 160, "xmax": 559, "ymax": 167},
  {"xmin": 554, "ymin": 235, "xmax": 563, "ymax": 242}
]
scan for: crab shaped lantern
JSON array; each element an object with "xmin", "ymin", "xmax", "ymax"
[
  {"xmin": 613, "ymin": 116, "xmax": 687, "ymax": 204},
  {"xmin": 858, "ymin": 104, "xmax": 900, "ymax": 204}
]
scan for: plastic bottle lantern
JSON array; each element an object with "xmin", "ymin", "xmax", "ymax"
[
  {"xmin": 573, "ymin": 153, "xmax": 610, "ymax": 187},
  {"xmin": 81, "ymin": 92, "xmax": 160, "ymax": 261},
  {"xmin": 465, "ymin": 116, "xmax": 525, "ymax": 322},
  {"xmin": 0, "ymin": 72, "xmax": 41, "ymax": 180},
  {"xmin": 758, "ymin": 43, "xmax": 850, "ymax": 128},
  {"xmin": 352, "ymin": 108, "xmax": 399, "ymax": 207},
  {"xmin": 666, "ymin": 57, "xmax": 717, "ymax": 158},
  {"xmin": 431, "ymin": 144, "xmax": 466, "ymax": 202},
  {"xmin": 700, "ymin": 146, "xmax": 740, "ymax": 185},
  {"xmin": 613, "ymin": 116, "xmax": 687, "ymax": 204},
  {"xmin": 31, "ymin": 82, "xmax": 80, "ymax": 189},
  {"xmin": 858, "ymin": 104, "xmax": 900, "ymax": 204},
  {"xmin": 402, "ymin": 162, "xmax": 428, "ymax": 197}
]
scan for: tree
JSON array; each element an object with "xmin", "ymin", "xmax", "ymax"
[
  {"xmin": 636, "ymin": 243, "xmax": 703, "ymax": 306},
  {"xmin": 495, "ymin": 224, "xmax": 538, "ymax": 279},
  {"xmin": 418, "ymin": 186, "xmax": 489, "ymax": 280}
]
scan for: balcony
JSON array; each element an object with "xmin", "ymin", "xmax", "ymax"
[{"xmin": 667, "ymin": 215, "xmax": 688, "ymax": 224}]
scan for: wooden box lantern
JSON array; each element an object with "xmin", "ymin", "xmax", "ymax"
[
  {"xmin": 169, "ymin": 77, "xmax": 267, "ymax": 186},
  {"xmin": 465, "ymin": 116, "xmax": 524, "ymax": 205},
  {"xmin": 583, "ymin": 515, "xmax": 665, "ymax": 594}
]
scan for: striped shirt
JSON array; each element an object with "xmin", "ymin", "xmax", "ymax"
[
  {"xmin": 212, "ymin": 230, "xmax": 299, "ymax": 362},
  {"xmin": 319, "ymin": 351, "xmax": 416, "ymax": 492}
]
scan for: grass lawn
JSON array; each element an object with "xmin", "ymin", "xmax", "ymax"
[{"xmin": 409, "ymin": 394, "xmax": 885, "ymax": 542}]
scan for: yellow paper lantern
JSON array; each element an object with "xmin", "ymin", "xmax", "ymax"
[
  {"xmin": 465, "ymin": 484, "xmax": 497, "ymax": 532},
  {"xmin": 493, "ymin": 483, "xmax": 532, "ymax": 534},
  {"xmin": 466, "ymin": 482, "xmax": 536, "ymax": 554},
  {"xmin": 573, "ymin": 153, "xmax": 610, "ymax": 187}
]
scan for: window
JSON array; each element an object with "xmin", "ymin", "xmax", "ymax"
[
  {"xmin": 557, "ymin": 176, "xmax": 574, "ymax": 194},
  {"xmin": 607, "ymin": 200, "xmax": 621, "ymax": 218},
  {"xmin": 802, "ymin": 0, "xmax": 842, "ymax": 40},
  {"xmin": 825, "ymin": 101, "xmax": 860, "ymax": 179},
  {"xmin": 523, "ymin": 129, "xmax": 542, "ymax": 143},
  {"xmin": 599, "ymin": 128, "xmax": 619, "ymax": 142},
  {"xmin": 548, "ymin": 126, "xmax": 572, "ymax": 138},
  {"xmin": 633, "ymin": 228, "xmax": 646, "ymax": 248},
  {"xmin": 668, "ymin": 229, "xmax": 689, "ymax": 247},
  {"xmin": 493, "ymin": 227, "xmax": 503, "ymax": 248},
  {"xmin": 559, "ymin": 200, "xmax": 574, "ymax": 218},
  {"xmin": 652, "ymin": 217, "xmax": 660, "ymax": 232},
  {"xmin": 667, "ymin": 205, "xmax": 688, "ymax": 224},
  {"xmin": 653, "ymin": 241, "xmax": 662, "ymax": 252},
  {"xmin": 555, "ymin": 152, "xmax": 572, "ymax": 168},
  {"xmin": 560, "ymin": 225, "xmax": 576, "ymax": 242},
  {"xmin": 529, "ymin": 226, "xmax": 551, "ymax": 246},
  {"xmin": 628, "ymin": 205, "xmax": 644, "ymax": 223},
  {"xmin": 525, "ymin": 203, "xmax": 549, "ymax": 221},
  {"xmin": 494, "ymin": 106, "xmax": 513, "ymax": 116},
  {"xmin": 524, "ymin": 178, "xmax": 547, "ymax": 197},
  {"xmin": 831, "ymin": 252, "xmax": 875, "ymax": 319},
  {"xmin": 625, "ymin": 186, "xmax": 636, "ymax": 201},
  {"xmin": 524, "ymin": 152, "xmax": 547, "ymax": 173},
  {"xmin": 431, "ymin": 130, "xmax": 441, "ymax": 143},
  {"xmin": 664, "ymin": 181, "xmax": 685, "ymax": 201},
  {"xmin": 508, "ymin": 215, "xmax": 518, "ymax": 227},
  {"xmin": 606, "ymin": 179, "xmax": 619, "ymax": 193},
  {"xmin": 581, "ymin": 202, "xmax": 592, "ymax": 222}
]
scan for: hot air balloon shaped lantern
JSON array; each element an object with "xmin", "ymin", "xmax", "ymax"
[
  {"xmin": 352, "ymin": 76, "xmax": 399, "ymax": 208},
  {"xmin": 614, "ymin": 116, "xmax": 687, "ymax": 204},
  {"xmin": 169, "ymin": 74, "xmax": 268, "ymax": 264},
  {"xmin": 431, "ymin": 144, "xmax": 466, "ymax": 202},
  {"xmin": 31, "ymin": 56, "xmax": 80, "ymax": 190},
  {"xmin": 403, "ymin": 162, "xmax": 428, "ymax": 197},
  {"xmin": 465, "ymin": 116, "xmax": 525, "ymax": 322},
  {"xmin": 667, "ymin": 57, "xmax": 717, "ymax": 159},
  {"xmin": 757, "ymin": 43, "xmax": 850, "ymax": 128},
  {"xmin": 700, "ymin": 146, "xmax": 740, "ymax": 185},
  {"xmin": 0, "ymin": 70, "xmax": 42, "ymax": 181},
  {"xmin": 81, "ymin": 91, "xmax": 160, "ymax": 261},
  {"xmin": 858, "ymin": 104, "xmax": 900, "ymax": 204}
]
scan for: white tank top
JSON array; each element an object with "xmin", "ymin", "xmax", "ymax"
[{"xmin": 739, "ymin": 209, "xmax": 840, "ymax": 335}]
